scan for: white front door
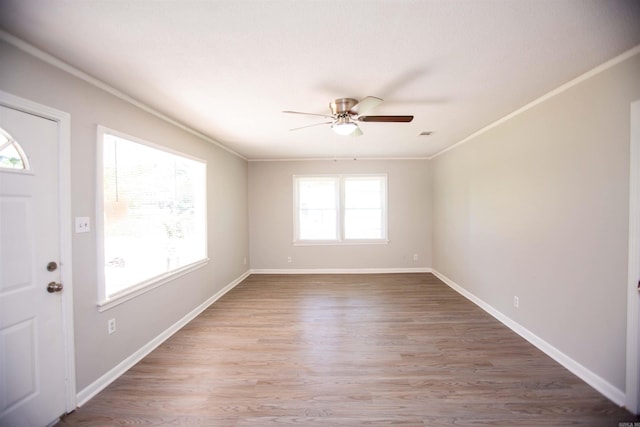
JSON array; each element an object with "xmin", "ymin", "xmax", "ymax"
[
  {"xmin": 0, "ymin": 105, "xmax": 67, "ymax": 426},
  {"xmin": 628, "ymin": 99, "xmax": 640, "ymax": 415}
]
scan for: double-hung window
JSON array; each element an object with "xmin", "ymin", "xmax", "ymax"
[
  {"xmin": 97, "ymin": 126, "xmax": 207, "ymax": 307},
  {"xmin": 294, "ymin": 174, "xmax": 387, "ymax": 244}
]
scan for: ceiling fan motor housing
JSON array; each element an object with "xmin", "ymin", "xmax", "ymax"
[{"xmin": 330, "ymin": 98, "xmax": 359, "ymax": 115}]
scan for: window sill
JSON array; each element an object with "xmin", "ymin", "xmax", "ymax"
[
  {"xmin": 293, "ymin": 240, "xmax": 389, "ymax": 247},
  {"xmin": 97, "ymin": 258, "xmax": 209, "ymax": 312}
]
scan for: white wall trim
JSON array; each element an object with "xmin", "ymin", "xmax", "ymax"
[
  {"xmin": 250, "ymin": 267, "xmax": 432, "ymax": 275},
  {"xmin": 76, "ymin": 270, "xmax": 250, "ymax": 407},
  {"xmin": 429, "ymin": 44, "xmax": 640, "ymax": 160},
  {"xmin": 0, "ymin": 90, "xmax": 77, "ymax": 413},
  {"xmin": 627, "ymin": 99, "xmax": 640, "ymax": 414},
  {"xmin": 431, "ymin": 269, "xmax": 626, "ymax": 407},
  {"xmin": 0, "ymin": 30, "xmax": 246, "ymax": 161}
]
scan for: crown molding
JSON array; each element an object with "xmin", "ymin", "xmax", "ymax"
[
  {"xmin": 430, "ymin": 44, "xmax": 640, "ymax": 159},
  {"xmin": 0, "ymin": 30, "xmax": 247, "ymax": 161}
]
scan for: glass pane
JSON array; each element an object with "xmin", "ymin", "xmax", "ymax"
[
  {"xmin": 0, "ymin": 128, "xmax": 28, "ymax": 170},
  {"xmin": 103, "ymin": 133, "xmax": 206, "ymax": 296},
  {"xmin": 0, "ymin": 144, "xmax": 25, "ymax": 169},
  {"xmin": 298, "ymin": 178, "xmax": 337, "ymax": 209},
  {"xmin": 344, "ymin": 209, "xmax": 382, "ymax": 239},
  {"xmin": 299, "ymin": 209, "xmax": 337, "ymax": 240},
  {"xmin": 345, "ymin": 178, "xmax": 381, "ymax": 208}
]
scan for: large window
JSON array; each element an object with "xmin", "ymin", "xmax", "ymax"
[
  {"xmin": 97, "ymin": 126, "xmax": 207, "ymax": 306},
  {"xmin": 294, "ymin": 174, "xmax": 387, "ymax": 243}
]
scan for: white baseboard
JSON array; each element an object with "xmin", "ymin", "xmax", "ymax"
[
  {"xmin": 431, "ymin": 269, "xmax": 626, "ymax": 407},
  {"xmin": 76, "ymin": 270, "xmax": 251, "ymax": 407},
  {"xmin": 250, "ymin": 267, "xmax": 432, "ymax": 275}
]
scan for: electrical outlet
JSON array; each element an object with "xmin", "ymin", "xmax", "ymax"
[
  {"xmin": 287, "ymin": 256, "xmax": 292, "ymax": 263},
  {"xmin": 514, "ymin": 296, "xmax": 519, "ymax": 308},
  {"xmin": 413, "ymin": 254, "xmax": 418, "ymax": 261},
  {"xmin": 108, "ymin": 318, "xmax": 116, "ymax": 334},
  {"xmin": 75, "ymin": 217, "xmax": 90, "ymax": 233},
  {"xmin": 243, "ymin": 257, "xmax": 247, "ymax": 265}
]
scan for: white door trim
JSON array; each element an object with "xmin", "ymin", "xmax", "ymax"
[
  {"xmin": 0, "ymin": 90, "xmax": 76, "ymax": 413},
  {"xmin": 627, "ymin": 99, "xmax": 640, "ymax": 415}
]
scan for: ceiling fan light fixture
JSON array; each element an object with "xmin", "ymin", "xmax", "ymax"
[
  {"xmin": 284, "ymin": 96, "xmax": 411, "ymax": 137},
  {"xmin": 332, "ymin": 117, "xmax": 358, "ymax": 136}
]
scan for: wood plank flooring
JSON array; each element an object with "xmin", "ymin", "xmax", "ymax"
[{"xmin": 57, "ymin": 273, "xmax": 637, "ymax": 426}]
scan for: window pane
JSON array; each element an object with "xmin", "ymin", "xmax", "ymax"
[
  {"xmin": 103, "ymin": 133, "xmax": 206, "ymax": 297},
  {"xmin": 299, "ymin": 209, "xmax": 337, "ymax": 240},
  {"xmin": 0, "ymin": 128, "xmax": 28, "ymax": 170},
  {"xmin": 344, "ymin": 209, "xmax": 382, "ymax": 239},
  {"xmin": 345, "ymin": 178, "xmax": 382, "ymax": 208},
  {"xmin": 299, "ymin": 178, "xmax": 336, "ymax": 209},
  {"xmin": 297, "ymin": 177, "xmax": 338, "ymax": 240},
  {"xmin": 344, "ymin": 177, "xmax": 385, "ymax": 240},
  {"xmin": 0, "ymin": 144, "xmax": 25, "ymax": 169}
]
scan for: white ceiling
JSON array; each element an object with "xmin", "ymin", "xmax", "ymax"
[{"xmin": 1, "ymin": 0, "xmax": 639, "ymax": 160}]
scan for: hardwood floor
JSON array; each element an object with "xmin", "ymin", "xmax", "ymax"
[{"xmin": 57, "ymin": 273, "xmax": 636, "ymax": 426}]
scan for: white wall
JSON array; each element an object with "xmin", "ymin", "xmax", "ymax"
[
  {"xmin": 431, "ymin": 51, "xmax": 640, "ymax": 395},
  {"xmin": 0, "ymin": 40, "xmax": 250, "ymax": 392},
  {"xmin": 249, "ymin": 159, "xmax": 431, "ymax": 271}
]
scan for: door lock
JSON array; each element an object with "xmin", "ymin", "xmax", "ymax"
[{"xmin": 47, "ymin": 282, "xmax": 63, "ymax": 293}]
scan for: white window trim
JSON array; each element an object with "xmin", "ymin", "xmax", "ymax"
[
  {"xmin": 96, "ymin": 259, "xmax": 209, "ymax": 311},
  {"xmin": 293, "ymin": 240, "xmax": 390, "ymax": 247},
  {"xmin": 293, "ymin": 173, "xmax": 388, "ymax": 245},
  {"xmin": 96, "ymin": 125, "xmax": 209, "ymax": 310}
]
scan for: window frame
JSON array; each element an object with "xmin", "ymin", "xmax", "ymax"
[
  {"xmin": 96, "ymin": 125, "xmax": 209, "ymax": 311},
  {"xmin": 293, "ymin": 173, "xmax": 388, "ymax": 245}
]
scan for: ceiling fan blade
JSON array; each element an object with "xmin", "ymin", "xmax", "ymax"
[
  {"xmin": 283, "ymin": 110, "xmax": 335, "ymax": 119},
  {"xmin": 350, "ymin": 96, "xmax": 383, "ymax": 115},
  {"xmin": 358, "ymin": 115, "xmax": 414, "ymax": 122},
  {"xmin": 289, "ymin": 121, "xmax": 333, "ymax": 131}
]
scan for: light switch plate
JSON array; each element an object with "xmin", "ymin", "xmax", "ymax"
[{"xmin": 75, "ymin": 217, "xmax": 90, "ymax": 233}]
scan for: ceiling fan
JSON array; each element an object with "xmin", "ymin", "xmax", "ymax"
[{"xmin": 283, "ymin": 96, "xmax": 413, "ymax": 136}]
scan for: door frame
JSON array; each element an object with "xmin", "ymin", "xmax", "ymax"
[
  {"xmin": 0, "ymin": 90, "xmax": 76, "ymax": 414},
  {"xmin": 628, "ymin": 99, "xmax": 640, "ymax": 415}
]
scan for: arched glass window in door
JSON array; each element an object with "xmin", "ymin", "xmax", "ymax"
[{"xmin": 0, "ymin": 127, "xmax": 30, "ymax": 170}]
